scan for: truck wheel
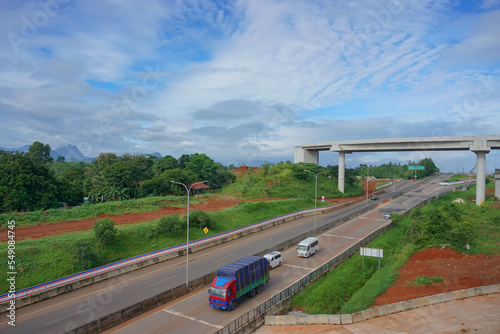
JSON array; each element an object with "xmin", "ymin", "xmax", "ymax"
[
  {"xmin": 229, "ymin": 300, "xmax": 236, "ymax": 311},
  {"xmin": 249, "ymin": 288, "xmax": 256, "ymax": 298},
  {"xmin": 256, "ymin": 285, "xmax": 263, "ymax": 294}
]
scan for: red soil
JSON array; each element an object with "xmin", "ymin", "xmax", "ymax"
[
  {"xmin": 373, "ymin": 246, "xmax": 500, "ymax": 307},
  {"xmin": 0, "ymin": 197, "xmax": 276, "ymax": 242}
]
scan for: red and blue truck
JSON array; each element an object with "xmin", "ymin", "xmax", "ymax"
[{"xmin": 208, "ymin": 255, "xmax": 270, "ymax": 311}]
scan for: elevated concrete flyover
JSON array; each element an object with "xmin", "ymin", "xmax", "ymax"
[{"xmin": 294, "ymin": 135, "xmax": 500, "ymax": 205}]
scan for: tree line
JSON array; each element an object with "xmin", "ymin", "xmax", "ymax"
[{"xmin": 0, "ymin": 141, "xmax": 235, "ymax": 213}]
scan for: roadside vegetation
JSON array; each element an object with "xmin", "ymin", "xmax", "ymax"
[
  {"xmin": 222, "ymin": 162, "xmax": 363, "ymax": 199},
  {"xmin": 289, "ymin": 182, "xmax": 500, "ymax": 314}
]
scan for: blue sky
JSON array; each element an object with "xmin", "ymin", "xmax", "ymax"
[{"xmin": 1, "ymin": 0, "xmax": 499, "ymax": 172}]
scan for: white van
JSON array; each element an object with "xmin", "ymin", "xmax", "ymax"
[
  {"xmin": 263, "ymin": 251, "xmax": 283, "ymax": 269},
  {"xmin": 297, "ymin": 237, "xmax": 319, "ymax": 257}
]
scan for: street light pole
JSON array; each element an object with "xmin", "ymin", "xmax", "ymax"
[
  {"xmin": 170, "ymin": 180, "xmax": 207, "ymax": 290},
  {"xmin": 365, "ymin": 167, "xmax": 370, "ymax": 208},
  {"xmin": 304, "ymin": 170, "xmax": 328, "ymax": 231}
]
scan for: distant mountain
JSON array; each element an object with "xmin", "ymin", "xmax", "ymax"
[
  {"xmin": 0, "ymin": 144, "xmax": 95, "ymax": 162},
  {"xmin": 0, "ymin": 144, "xmax": 162, "ymax": 162},
  {"xmin": 148, "ymin": 152, "xmax": 162, "ymax": 158},
  {"xmin": 53, "ymin": 145, "xmax": 94, "ymax": 162}
]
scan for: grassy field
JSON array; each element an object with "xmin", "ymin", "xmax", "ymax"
[
  {"xmin": 0, "ymin": 196, "xmax": 198, "ymax": 227},
  {"xmin": 0, "ymin": 198, "xmax": 315, "ymax": 294},
  {"xmin": 289, "ymin": 183, "xmax": 500, "ymax": 314}
]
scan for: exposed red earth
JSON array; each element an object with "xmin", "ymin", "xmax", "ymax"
[
  {"xmin": 373, "ymin": 246, "xmax": 500, "ymax": 307},
  {"xmin": 0, "ymin": 197, "xmax": 278, "ymax": 242}
]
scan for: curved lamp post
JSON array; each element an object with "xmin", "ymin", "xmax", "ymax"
[
  {"xmin": 365, "ymin": 167, "xmax": 370, "ymax": 208},
  {"xmin": 304, "ymin": 170, "xmax": 328, "ymax": 231},
  {"xmin": 170, "ymin": 180, "xmax": 207, "ymax": 290}
]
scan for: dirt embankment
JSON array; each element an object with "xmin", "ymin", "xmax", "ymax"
[{"xmin": 373, "ymin": 247, "xmax": 500, "ymax": 307}]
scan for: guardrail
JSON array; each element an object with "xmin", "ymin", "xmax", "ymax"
[{"xmin": 0, "ymin": 201, "xmax": 348, "ymax": 309}]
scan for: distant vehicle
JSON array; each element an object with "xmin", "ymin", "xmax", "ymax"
[
  {"xmin": 208, "ymin": 256, "xmax": 269, "ymax": 311},
  {"xmin": 384, "ymin": 211, "xmax": 391, "ymax": 219},
  {"xmin": 371, "ymin": 194, "xmax": 378, "ymax": 200},
  {"xmin": 263, "ymin": 251, "xmax": 282, "ymax": 269},
  {"xmin": 297, "ymin": 237, "xmax": 319, "ymax": 257}
]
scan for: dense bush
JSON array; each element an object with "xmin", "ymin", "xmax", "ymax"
[
  {"xmin": 407, "ymin": 203, "xmax": 474, "ymax": 249},
  {"xmin": 189, "ymin": 210, "xmax": 215, "ymax": 229},
  {"xmin": 158, "ymin": 215, "xmax": 184, "ymax": 237},
  {"xmin": 93, "ymin": 217, "xmax": 117, "ymax": 247},
  {"xmin": 72, "ymin": 240, "xmax": 100, "ymax": 270}
]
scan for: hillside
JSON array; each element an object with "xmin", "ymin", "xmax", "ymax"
[{"xmin": 222, "ymin": 163, "xmax": 364, "ymax": 199}]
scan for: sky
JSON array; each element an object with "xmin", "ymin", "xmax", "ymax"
[{"xmin": 1, "ymin": 0, "xmax": 499, "ymax": 172}]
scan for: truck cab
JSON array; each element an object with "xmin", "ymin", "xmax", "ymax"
[{"xmin": 209, "ymin": 277, "xmax": 237, "ymax": 310}]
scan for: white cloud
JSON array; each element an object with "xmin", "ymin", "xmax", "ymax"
[{"xmin": 0, "ymin": 0, "xmax": 498, "ymax": 169}]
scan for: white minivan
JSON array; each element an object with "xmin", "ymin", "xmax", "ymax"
[{"xmin": 297, "ymin": 237, "xmax": 319, "ymax": 257}]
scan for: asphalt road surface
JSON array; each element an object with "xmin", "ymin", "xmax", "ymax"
[{"xmin": 0, "ymin": 173, "xmax": 451, "ymax": 334}]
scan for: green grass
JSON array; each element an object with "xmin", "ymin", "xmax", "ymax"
[
  {"xmin": 221, "ymin": 167, "xmax": 363, "ymax": 199},
  {"xmin": 290, "ymin": 182, "xmax": 500, "ymax": 314},
  {"xmin": 0, "ymin": 198, "xmax": 315, "ymax": 294},
  {"xmin": 443, "ymin": 174, "xmax": 475, "ymax": 182},
  {"xmin": 0, "ymin": 196, "xmax": 199, "ymax": 227},
  {"xmin": 409, "ymin": 276, "xmax": 444, "ymax": 287}
]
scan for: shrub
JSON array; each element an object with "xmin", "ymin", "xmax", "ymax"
[
  {"xmin": 72, "ymin": 240, "xmax": 100, "ymax": 270},
  {"xmin": 93, "ymin": 217, "xmax": 117, "ymax": 247},
  {"xmin": 189, "ymin": 210, "xmax": 215, "ymax": 229},
  {"xmin": 158, "ymin": 215, "xmax": 184, "ymax": 237}
]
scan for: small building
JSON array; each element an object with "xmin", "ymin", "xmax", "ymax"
[{"xmin": 190, "ymin": 182, "xmax": 211, "ymax": 195}]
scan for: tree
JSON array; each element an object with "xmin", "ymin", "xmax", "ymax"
[
  {"xmin": 93, "ymin": 217, "xmax": 117, "ymax": 247},
  {"xmin": 28, "ymin": 141, "xmax": 53, "ymax": 163},
  {"xmin": 153, "ymin": 155, "xmax": 178, "ymax": 175},
  {"xmin": 0, "ymin": 150, "xmax": 58, "ymax": 212},
  {"xmin": 103, "ymin": 185, "xmax": 129, "ymax": 201},
  {"xmin": 56, "ymin": 156, "xmax": 65, "ymax": 163}
]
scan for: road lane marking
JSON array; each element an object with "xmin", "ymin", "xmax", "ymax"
[
  {"xmin": 323, "ymin": 234, "xmax": 357, "ymax": 239},
  {"xmin": 45, "ymin": 307, "xmax": 91, "ymax": 326},
  {"xmin": 258, "ymin": 238, "xmax": 272, "ymax": 245},
  {"xmin": 149, "ymin": 274, "xmax": 179, "ymax": 287},
  {"xmin": 282, "ymin": 264, "xmax": 312, "ymax": 270},
  {"xmin": 214, "ymin": 254, "xmax": 233, "ymax": 262},
  {"xmin": 357, "ymin": 217, "xmax": 386, "ymax": 221},
  {"xmin": 164, "ymin": 309, "xmax": 223, "ymax": 329}
]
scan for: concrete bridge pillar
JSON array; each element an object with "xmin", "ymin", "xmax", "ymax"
[
  {"xmin": 495, "ymin": 169, "xmax": 500, "ymax": 199},
  {"xmin": 471, "ymin": 139, "xmax": 490, "ymax": 206},
  {"xmin": 337, "ymin": 151, "xmax": 351, "ymax": 193},
  {"xmin": 475, "ymin": 151, "xmax": 487, "ymax": 205}
]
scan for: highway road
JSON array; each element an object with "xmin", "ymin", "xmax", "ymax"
[{"xmin": 0, "ymin": 173, "xmax": 451, "ymax": 334}]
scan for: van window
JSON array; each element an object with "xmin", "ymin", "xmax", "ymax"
[{"xmin": 298, "ymin": 245, "xmax": 308, "ymax": 252}]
